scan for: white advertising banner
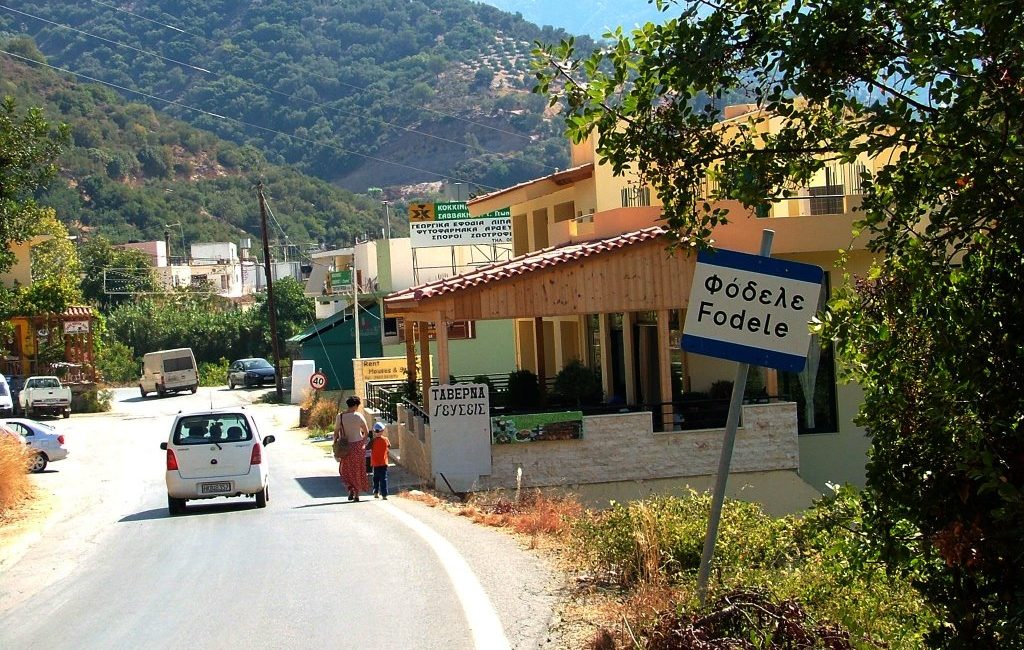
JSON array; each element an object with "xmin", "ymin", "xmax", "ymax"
[{"xmin": 408, "ymin": 201, "xmax": 512, "ymax": 248}]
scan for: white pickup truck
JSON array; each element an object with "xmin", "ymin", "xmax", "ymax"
[{"xmin": 18, "ymin": 376, "xmax": 72, "ymax": 419}]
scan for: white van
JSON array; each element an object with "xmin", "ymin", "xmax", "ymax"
[
  {"xmin": 140, "ymin": 348, "xmax": 199, "ymax": 398},
  {"xmin": 0, "ymin": 374, "xmax": 13, "ymax": 416}
]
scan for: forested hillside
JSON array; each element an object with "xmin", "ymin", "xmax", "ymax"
[
  {"xmin": 0, "ymin": 0, "xmax": 590, "ymax": 192},
  {"xmin": 0, "ymin": 49, "xmax": 383, "ymax": 250}
]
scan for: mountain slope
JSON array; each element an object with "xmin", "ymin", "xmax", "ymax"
[
  {"xmin": 1, "ymin": 0, "xmax": 592, "ymax": 193},
  {"xmin": 0, "ymin": 50, "xmax": 384, "ymax": 251}
]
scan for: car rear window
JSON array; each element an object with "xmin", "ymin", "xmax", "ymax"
[
  {"xmin": 173, "ymin": 414, "xmax": 252, "ymax": 445},
  {"xmin": 163, "ymin": 356, "xmax": 195, "ymax": 373}
]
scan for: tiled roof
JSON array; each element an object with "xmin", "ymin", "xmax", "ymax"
[
  {"xmin": 385, "ymin": 226, "xmax": 668, "ymax": 304},
  {"xmin": 62, "ymin": 306, "xmax": 94, "ymax": 318}
]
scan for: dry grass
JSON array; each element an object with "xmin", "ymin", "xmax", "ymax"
[
  {"xmin": 400, "ymin": 489, "xmax": 442, "ymax": 507},
  {"xmin": 0, "ymin": 436, "xmax": 31, "ymax": 515},
  {"xmin": 307, "ymin": 397, "xmax": 340, "ymax": 431}
]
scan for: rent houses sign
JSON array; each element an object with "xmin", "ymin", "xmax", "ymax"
[{"xmin": 682, "ymin": 248, "xmax": 824, "ymax": 372}]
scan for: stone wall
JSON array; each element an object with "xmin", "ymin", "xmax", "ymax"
[
  {"xmin": 396, "ymin": 403, "xmax": 432, "ymax": 481},
  {"xmin": 398, "ymin": 402, "xmax": 800, "ymax": 493}
]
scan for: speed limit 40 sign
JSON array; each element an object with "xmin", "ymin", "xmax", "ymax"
[{"xmin": 309, "ymin": 371, "xmax": 327, "ymax": 390}]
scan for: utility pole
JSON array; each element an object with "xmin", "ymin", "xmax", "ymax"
[
  {"xmin": 353, "ymin": 262, "xmax": 361, "ymax": 360},
  {"xmin": 258, "ymin": 182, "xmax": 283, "ymax": 402},
  {"xmin": 382, "ymin": 200, "xmax": 392, "ymax": 239}
]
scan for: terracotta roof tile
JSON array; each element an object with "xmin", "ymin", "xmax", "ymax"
[{"xmin": 385, "ymin": 226, "xmax": 668, "ymax": 304}]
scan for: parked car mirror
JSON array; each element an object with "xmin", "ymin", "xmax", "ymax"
[
  {"xmin": 160, "ymin": 442, "xmax": 168, "ymax": 450},
  {"xmin": 263, "ymin": 435, "xmax": 275, "ymax": 446}
]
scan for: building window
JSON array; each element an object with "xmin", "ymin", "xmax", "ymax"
[
  {"xmin": 396, "ymin": 318, "xmax": 476, "ymax": 341},
  {"xmin": 621, "ymin": 186, "xmax": 651, "ymax": 207},
  {"xmin": 808, "ymin": 184, "xmax": 844, "ymax": 215}
]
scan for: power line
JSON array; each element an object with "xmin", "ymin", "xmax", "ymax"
[
  {"xmin": 1, "ymin": 4, "xmax": 556, "ymax": 172},
  {"xmin": 84, "ymin": 0, "xmax": 539, "ymax": 143},
  {"xmin": 48, "ymin": 0, "xmax": 559, "ymax": 176},
  {"xmin": 0, "ymin": 49, "xmax": 503, "ymax": 191}
]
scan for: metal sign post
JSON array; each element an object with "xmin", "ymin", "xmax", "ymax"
[
  {"xmin": 694, "ymin": 230, "xmax": 773, "ymax": 605},
  {"xmin": 683, "ymin": 229, "xmax": 824, "ymax": 606}
]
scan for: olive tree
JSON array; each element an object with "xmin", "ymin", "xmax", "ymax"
[{"xmin": 533, "ymin": 1, "xmax": 1024, "ymax": 645}]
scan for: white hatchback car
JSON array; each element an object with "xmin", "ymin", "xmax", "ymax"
[{"xmin": 160, "ymin": 408, "xmax": 276, "ymax": 515}]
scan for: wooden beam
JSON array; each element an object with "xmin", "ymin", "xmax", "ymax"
[
  {"xmin": 419, "ymin": 321, "xmax": 431, "ymax": 409},
  {"xmin": 657, "ymin": 309, "xmax": 674, "ymax": 431},
  {"xmin": 623, "ymin": 312, "xmax": 636, "ymax": 405},
  {"xmin": 534, "ymin": 317, "xmax": 546, "ymax": 396},
  {"xmin": 437, "ymin": 319, "xmax": 450, "ymax": 385},
  {"xmin": 599, "ymin": 313, "xmax": 613, "ymax": 400},
  {"xmin": 404, "ymin": 319, "xmax": 416, "ymax": 391}
]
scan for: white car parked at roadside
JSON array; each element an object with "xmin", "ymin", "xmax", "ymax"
[
  {"xmin": 159, "ymin": 408, "xmax": 276, "ymax": 515},
  {"xmin": 4, "ymin": 418, "xmax": 69, "ymax": 472}
]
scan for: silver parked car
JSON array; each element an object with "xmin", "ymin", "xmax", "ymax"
[{"xmin": 4, "ymin": 418, "xmax": 69, "ymax": 472}]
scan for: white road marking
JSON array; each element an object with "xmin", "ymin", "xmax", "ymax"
[{"xmin": 382, "ymin": 503, "xmax": 512, "ymax": 650}]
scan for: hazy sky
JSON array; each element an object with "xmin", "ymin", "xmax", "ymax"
[{"xmin": 478, "ymin": 0, "xmax": 672, "ymax": 38}]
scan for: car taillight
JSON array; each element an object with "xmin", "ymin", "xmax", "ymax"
[
  {"xmin": 250, "ymin": 443, "xmax": 262, "ymax": 465},
  {"xmin": 166, "ymin": 449, "xmax": 178, "ymax": 471},
  {"xmin": 57, "ymin": 435, "xmax": 65, "ymax": 445}
]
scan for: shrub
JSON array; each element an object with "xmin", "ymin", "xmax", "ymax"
[
  {"xmin": 708, "ymin": 380, "xmax": 734, "ymax": 400},
  {"xmin": 507, "ymin": 369, "xmax": 540, "ymax": 410},
  {"xmin": 0, "ymin": 435, "xmax": 31, "ymax": 515},
  {"xmin": 553, "ymin": 360, "xmax": 602, "ymax": 406},
  {"xmin": 307, "ymin": 396, "xmax": 339, "ymax": 433},
  {"xmin": 570, "ymin": 489, "xmax": 935, "ymax": 648},
  {"xmin": 198, "ymin": 358, "xmax": 230, "ymax": 387},
  {"xmin": 75, "ymin": 389, "xmax": 112, "ymax": 413},
  {"xmin": 96, "ymin": 340, "xmax": 138, "ymax": 385}
]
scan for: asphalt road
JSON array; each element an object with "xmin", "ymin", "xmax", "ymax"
[{"xmin": 0, "ymin": 387, "xmax": 558, "ymax": 649}]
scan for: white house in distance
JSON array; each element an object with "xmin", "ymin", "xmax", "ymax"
[{"xmin": 113, "ymin": 238, "xmax": 303, "ymax": 302}]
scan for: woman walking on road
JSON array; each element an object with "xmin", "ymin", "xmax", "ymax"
[{"xmin": 335, "ymin": 396, "xmax": 370, "ymax": 501}]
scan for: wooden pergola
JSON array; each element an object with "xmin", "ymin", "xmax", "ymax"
[{"xmin": 383, "ymin": 227, "xmax": 698, "ymax": 415}]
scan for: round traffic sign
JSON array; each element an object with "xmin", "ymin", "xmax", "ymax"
[{"xmin": 309, "ymin": 372, "xmax": 327, "ymax": 390}]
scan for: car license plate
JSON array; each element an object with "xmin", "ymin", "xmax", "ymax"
[{"xmin": 200, "ymin": 481, "xmax": 232, "ymax": 494}]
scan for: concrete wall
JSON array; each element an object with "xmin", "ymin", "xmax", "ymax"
[
  {"xmin": 480, "ymin": 403, "xmax": 799, "ymax": 490},
  {"xmin": 396, "ymin": 401, "xmax": 814, "ymax": 512}
]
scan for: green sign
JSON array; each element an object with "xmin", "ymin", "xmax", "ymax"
[
  {"xmin": 490, "ymin": 411, "xmax": 584, "ymax": 444},
  {"xmin": 330, "ymin": 270, "xmax": 351, "ymax": 288}
]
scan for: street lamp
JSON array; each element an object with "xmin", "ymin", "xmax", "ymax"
[{"xmin": 381, "ymin": 200, "xmax": 392, "ymax": 240}]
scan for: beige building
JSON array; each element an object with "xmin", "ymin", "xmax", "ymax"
[{"xmin": 384, "ymin": 105, "xmax": 881, "ymax": 503}]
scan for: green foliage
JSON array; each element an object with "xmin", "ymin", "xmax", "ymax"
[
  {"xmin": 79, "ymin": 235, "xmax": 158, "ymax": 312},
  {"xmin": 0, "ymin": 96, "xmax": 69, "ymax": 275},
  {"xmin": 7, "ymin": 210, "xmax": 84, "ymax": 316},
  {"xmin": 74, "ymin": 389, "xmax": 112, "ymax": 414},
  {"xmin": 254, "ymin": 276, "xmax": 315, "ymax": 355},
  {"xmin": 552, "ymin": 359, "xmax": 602, "ymax": 406},
  {"xmin": 535, "ymin": 1, "xmax": 1024, "ymax": 643},
  {"xmin": 572, "ymin": 490, "xmax": 934, "ymax": 648},
  {"xmin": 0, "ymin": 54, "xmax": 390, "ymax": 250},
  {"xmin": 506, "ymin": 368, "xmax": 540, "ymax": 410},
  {"xmin": 198, "ymin": 358, "xmax": 230, "ymax": 387},
  {"xmin": 96, "ymin": 339, "xmax": 137, "ymax": 385},
  {"xmin": 5, "ymin": 1, "xmax": 578, "ymax": 193}
]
